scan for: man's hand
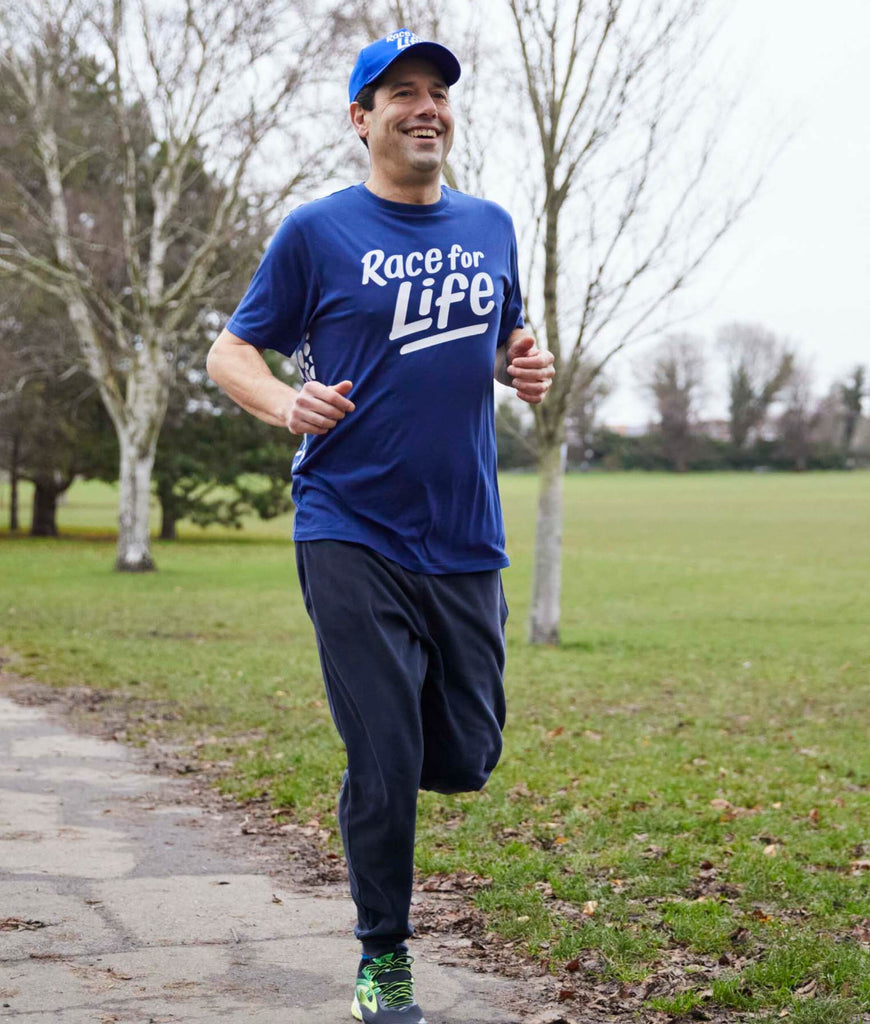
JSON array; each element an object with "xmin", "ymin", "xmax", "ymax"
[
  {"xmin": 504, "ymin": 329, "xmax": 555, "ymax": 404},
  {"xmin": 206, "ymin": 330, "xmax": 355, "ymax": 435},
  {"xmin": 287, "ymin": 380, "xmax": 355, "ymax": 435}
]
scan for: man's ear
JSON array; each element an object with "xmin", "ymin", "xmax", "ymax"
[{"xmin": 349, "ymin": 102, "xmax": 368, "ymax": 142}]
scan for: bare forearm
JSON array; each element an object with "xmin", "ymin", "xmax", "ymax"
[
  {"xmin": 207, "ymin": 329, "xmax": 356, "ymax": 436},
  {"xmin": 225, "ymin": 372, "xmax": 297, "ymax": 429},
  {"xmin": 206, "ymin": 330, "xmax": 297, "ymax": 429}
]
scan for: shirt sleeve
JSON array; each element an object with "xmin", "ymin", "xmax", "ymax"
[
  {"xmin": 497, "ymin": 224, "xmax": 524, "ymax": 347},
  {"xmin": 226, "ymin": 214, "xmax": 318, "ymax": 358}
]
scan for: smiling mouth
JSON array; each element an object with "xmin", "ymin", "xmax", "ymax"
[{"xmin": 405, "ymin": 128, "xmax": 439, "ymax": 139}]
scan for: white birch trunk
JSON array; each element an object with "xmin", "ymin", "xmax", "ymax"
[
  {"xmin": 112, "ymin": 346, "xmax": 169, "ymax": 572},
  {"xmin": 115, "ymin": 430, "xmax": 157, "ymax": 572},
  {"xmin": 528, "ymin": 437, "xmax": 566, "ymax": 645},
  {"xmin": 3, "ymin": 1, "xmax": 347, "ymax": 572}
]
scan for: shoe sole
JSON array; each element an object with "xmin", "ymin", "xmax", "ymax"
[{"xmin": 350, "ymin": 994, "xmax": 426, "ymax": 1023}]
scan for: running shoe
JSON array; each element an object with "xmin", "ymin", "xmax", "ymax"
[{"xmin": 351, "ymin": 951, "xmax": 426, "ymax": 1023}]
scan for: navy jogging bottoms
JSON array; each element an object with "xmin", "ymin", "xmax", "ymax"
[{"xmin": 295, "ymin": 539, "xmax": 508, "ymax": 955}]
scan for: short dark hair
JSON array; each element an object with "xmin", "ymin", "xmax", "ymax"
[
  {"xmin": 354, "ymin": 83, "xmax": 377, "ymax": 111},
  {"xmin": 353, "ymin": 82, "xmax": 377, "ymax": 149}
]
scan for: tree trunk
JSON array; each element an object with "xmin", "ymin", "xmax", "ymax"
[
  {"xmin": 30, "ymin": 479, "xmax": 61, "ymax": 537},
  {"xmin": 528, "ymin": 435, "xmax": 566, "ymax": 645},
  {"xmin": 158, "ymin": 480, "xmax": 178, "ymax": 541},
  {"xmin": 9, "ymin": 433, "xmax": 20, "ymax": 533},
  {"xmin": 116, "ymin": 433, "xmax": 157, "ymax": 571}
]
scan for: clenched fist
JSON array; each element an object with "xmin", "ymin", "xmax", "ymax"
[
  {"xmin": 287, "ymin": 380, "xmax": 355, "ymax": 435},
  {"xmin": 505, "ymin": 330, "xmax": 555, "ymax": 405}
]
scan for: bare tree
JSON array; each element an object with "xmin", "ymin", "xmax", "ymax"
[
  {"xmin": 504, "ymin": 0, "xmax": 763, "ymax": 642},
  {"xmin": 639, "ymin": 333, "xmax": 705, "ymax": 471},
  {"xmin": 564, "ymin": 361, "xmax": 611, "ymax": 466},
  {"xmin": 718, "ymin": 322, "xmax": 794, "ymax": 451},
  {"xmin": 0, "ymin": 304, "xmax": 24, "ymax": 532},
  {"xmin": 776, "ymin": 356, "xmax": 815, "ymax": 471},
  {"xmin": 840, "ymin": 365, "xmax": 866, "ymax": 454},
  {"xmin": 0, "ymin": 0, "xmax": 352, "ymax": 570}
]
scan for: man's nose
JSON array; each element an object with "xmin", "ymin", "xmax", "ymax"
[{"xmin": 415, "ymin": 93, "xmax": 438, "ymax": 117}]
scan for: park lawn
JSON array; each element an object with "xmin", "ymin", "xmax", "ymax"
[{"xmin": 2, "ymin": 472, "xmax": 869, "ymax": 1021}]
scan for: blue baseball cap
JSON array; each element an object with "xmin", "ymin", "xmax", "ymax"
[{"xmin": 348, "ymin": 29, "xmax": 461, "ymax": 104}]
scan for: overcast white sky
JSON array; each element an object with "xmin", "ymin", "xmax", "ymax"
[{"xmin": 599, "ymin": 0, "xmax": 870, "ymax": 425}]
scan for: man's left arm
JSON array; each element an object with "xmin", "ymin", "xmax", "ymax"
[{"xmin": 494, "ymin": 328, "xmax": 555, "ymax": 405}]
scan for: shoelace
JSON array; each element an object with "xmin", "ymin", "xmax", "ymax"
[{"xmin": 366, "ymin": 954, "xmax": 415, "ymax": 1008}]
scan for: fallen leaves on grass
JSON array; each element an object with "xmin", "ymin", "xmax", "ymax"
[
  {"xmin": 793, "ymin": 978, "xmax": 818, "ymax": 1000},
  {"xmin": 419, "ymin": 871, "xmax": 492, "ymax": 892},
  {"xmin": 5, "ymin": 677, "xmax": 864, "ymax": 1024},
  {"xmin": 709, "ymin": 798, "xmax": 761, "ymax": 820},
  {"xmin": 410, "ymin": 891, "xmax": 488, "ymax": 938},
  {"xmin": 536, "ymin": 944, "xmax": 749, "ymax": 1024}
]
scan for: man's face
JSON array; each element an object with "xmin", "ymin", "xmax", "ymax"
[{"xmin": 354, "ymin": 56, "xmax": 454, "ymax": 182}]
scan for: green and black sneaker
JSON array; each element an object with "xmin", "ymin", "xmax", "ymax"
[{"xmin": 351, "ymin": 951, "xmax": 426, "ymax": 1023}]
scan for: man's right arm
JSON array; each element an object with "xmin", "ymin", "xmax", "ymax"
[{"xmin": 206, "ymin": 329, "xmax": 355, "ymax": 435}]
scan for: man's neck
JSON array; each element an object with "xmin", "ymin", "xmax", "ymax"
[{"xmin": 364, "ymin": 173, "xmax": 443, "ymax": 206}]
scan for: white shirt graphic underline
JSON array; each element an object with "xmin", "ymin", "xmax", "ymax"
[{"xmin": 398, "ymin": 323, "xmax": 488, "ymax": 355}]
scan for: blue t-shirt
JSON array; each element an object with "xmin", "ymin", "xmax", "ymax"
[{"xmin": 227, "ymin": 183, "xmax": 524, "ymax": 574}]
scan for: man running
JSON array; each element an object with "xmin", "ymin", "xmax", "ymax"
[{"xmin": 207, "ymin": 28, "xmax": 554, "ymax": 1023}]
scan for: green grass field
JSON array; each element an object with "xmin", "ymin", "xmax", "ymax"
[{"xmin": 2, "ymin": 473, "xmax": 869, "ymax": 1021}]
